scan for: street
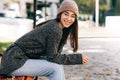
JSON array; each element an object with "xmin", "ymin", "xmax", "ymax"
[{"xmin": 63, "ymin": 38, "xmax": 120, "ymax": 80}]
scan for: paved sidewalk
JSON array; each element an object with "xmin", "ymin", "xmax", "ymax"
[{"xmin": 78, "ymin": 26, "xmax": 120, "ymax": 38}]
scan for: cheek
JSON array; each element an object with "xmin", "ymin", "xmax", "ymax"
[
  {"xmin": 60, "ymin": 17, "xmax": 65, "ymax": 24},
  {"xmin": 61, "ymin": 15, "xmax": 65, "ymax": 21},
  {"xmin": 61, "ymin": 19, "xmax": 65, "ymax": 24},
  {"xmin": 72, "ymin": 18, "xmax": 76, "ymax": 23},
  {"xmin": 70, "ymin": 19, "xmax": 75, "ymax": 25}
]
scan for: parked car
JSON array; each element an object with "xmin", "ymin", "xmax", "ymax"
[
  {"xmin": 4, "ymin": 9, "xmax": 22, "ymax": 18},
  {"xmin": 3, "ymin": 3, "xmax": 22, "ymax": 18}
]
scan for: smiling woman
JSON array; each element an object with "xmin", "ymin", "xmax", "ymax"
[{"xmin": 0, "ymin": 0, "xmax": 89, "ymax": 80}]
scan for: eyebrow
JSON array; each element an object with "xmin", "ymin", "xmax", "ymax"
[{"xmin": 64, "ymin": 11, "xmax": 75, "ymax": 16}]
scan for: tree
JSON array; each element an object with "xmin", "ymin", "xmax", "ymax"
[
  {"xmin": 114, "ymin": 0, "xmax": 120, "ymax": 15},
  {"xmin": 74, "ymin": 0, "xmax": 95, "ymax": 14}
]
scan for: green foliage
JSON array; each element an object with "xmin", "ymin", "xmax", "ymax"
[
  {"xmin": 0, "ymin": 42, "xmax": 13, "ymax": 54},
  {"xmin": 74, "ymin": 0, "xmax": 95, "ymax": 14},
  {"xmin": 114, "ymin": 0, "xmax": 120, "ymax": 15},
  {"xmin": 99, "ymin": 0, "xmax": 109, "ymax": 11},
  {"xmin": 99, "ymin": 5, "xmax": 109, "ymax": 11},
  {"xmin": 74, "ymin": 0, "xmax": 110, "ymax": 14}
]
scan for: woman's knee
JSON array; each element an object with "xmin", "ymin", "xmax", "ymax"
[
  {"xmin": 50, "ymin": 63, "xmax": 64, "ymax": 73},
  {"xmin": 49, "ymin": 63, "xmax": 65, "ymax": 80}
]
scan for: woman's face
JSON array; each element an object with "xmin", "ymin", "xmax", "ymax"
[{"xmin": 59, "ymin": 11, "xmax": 76, "ymax": 29}]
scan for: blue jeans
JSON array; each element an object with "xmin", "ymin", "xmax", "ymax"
[{"xmin": 11, "ymin": 59, "xmax": 65, "ymax": 80}]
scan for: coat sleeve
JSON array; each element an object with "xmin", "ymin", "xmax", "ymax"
[
  {"xmin": 46, "ymin": 28, "xmax": 83, "ymax": 65},
  {"xmin": 48, "ymin": 53, "xmax": 83, "ymax": 65}
]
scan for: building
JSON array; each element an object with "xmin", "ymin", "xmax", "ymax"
[{"xmin": 0, "ymin": 0, "xmax": 59, "ymax": 18}]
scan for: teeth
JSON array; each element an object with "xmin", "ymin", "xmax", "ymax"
[
  {"xmin": 64, "ymin": 20, "xmax": 72, "ymax": 26},
  {"xmin": 64, "ymin": 21, "xmax": 70, "ymax": 24},
  {"xmin": 65, "ymin": 22, "xmax": 69, "ymax": 25}
]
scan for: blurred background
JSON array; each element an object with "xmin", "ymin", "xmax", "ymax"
[
  {"xmin": 0, "ymin": 0, "xmax": 119, "ymax": 27},
  {"xmin": 0, "ymin": 0, "xmax": 120, "ymax": 58},
  {"xmin": 1, "ymin": 0, "xmax": 120, "ymax": 80},
  {"xmin": 0, "ymin": 0, "xmax": 120, "ymax": 57}
]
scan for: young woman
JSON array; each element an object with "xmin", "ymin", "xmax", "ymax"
[{"xmin": 0, "ymin": 0, "xmax": 89, "ymax": 80}]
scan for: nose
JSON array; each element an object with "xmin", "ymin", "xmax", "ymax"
[{"xmin": 66, "ymin": 15, "xmax": 72, "ymax": 21}]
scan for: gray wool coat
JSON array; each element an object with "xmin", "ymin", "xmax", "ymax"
[{"xmin": 0, "ymin": 20, "xmax": 82, "ymax": 76}]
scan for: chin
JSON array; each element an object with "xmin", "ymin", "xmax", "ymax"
[
  {"xmin": 64, "ymin": 24, "xmax": 70, "ymax": 28},
  {"xmin": 64, "ymin": 26, "xmax": 69, "ymax": 28}
]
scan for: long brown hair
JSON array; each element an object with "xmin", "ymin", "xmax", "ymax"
[
  {"xmin": 56, "ymin": 13, "xmax": 78, "ymax": 52},
  {"xmin": 35, "ymin": 13, "xmax": 78, "ymax": 52}
]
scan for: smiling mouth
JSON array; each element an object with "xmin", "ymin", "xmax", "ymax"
[{"xmin": 64, "ymin": 20, "xmax": 71, "ymax": 25}]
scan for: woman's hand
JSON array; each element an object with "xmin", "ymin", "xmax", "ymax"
[{"xmin": 82, "ymin": 55, "xmax": 89, "ymax": 64}]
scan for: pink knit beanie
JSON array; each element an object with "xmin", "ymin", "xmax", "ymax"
[{"xmin": 57, "ymin": 0, "xmax": 79, "ymax": 17}]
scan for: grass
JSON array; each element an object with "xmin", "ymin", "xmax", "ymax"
[{"xmin": 0, "ymin": 42, "xmax": 13, "ymax": 54}]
